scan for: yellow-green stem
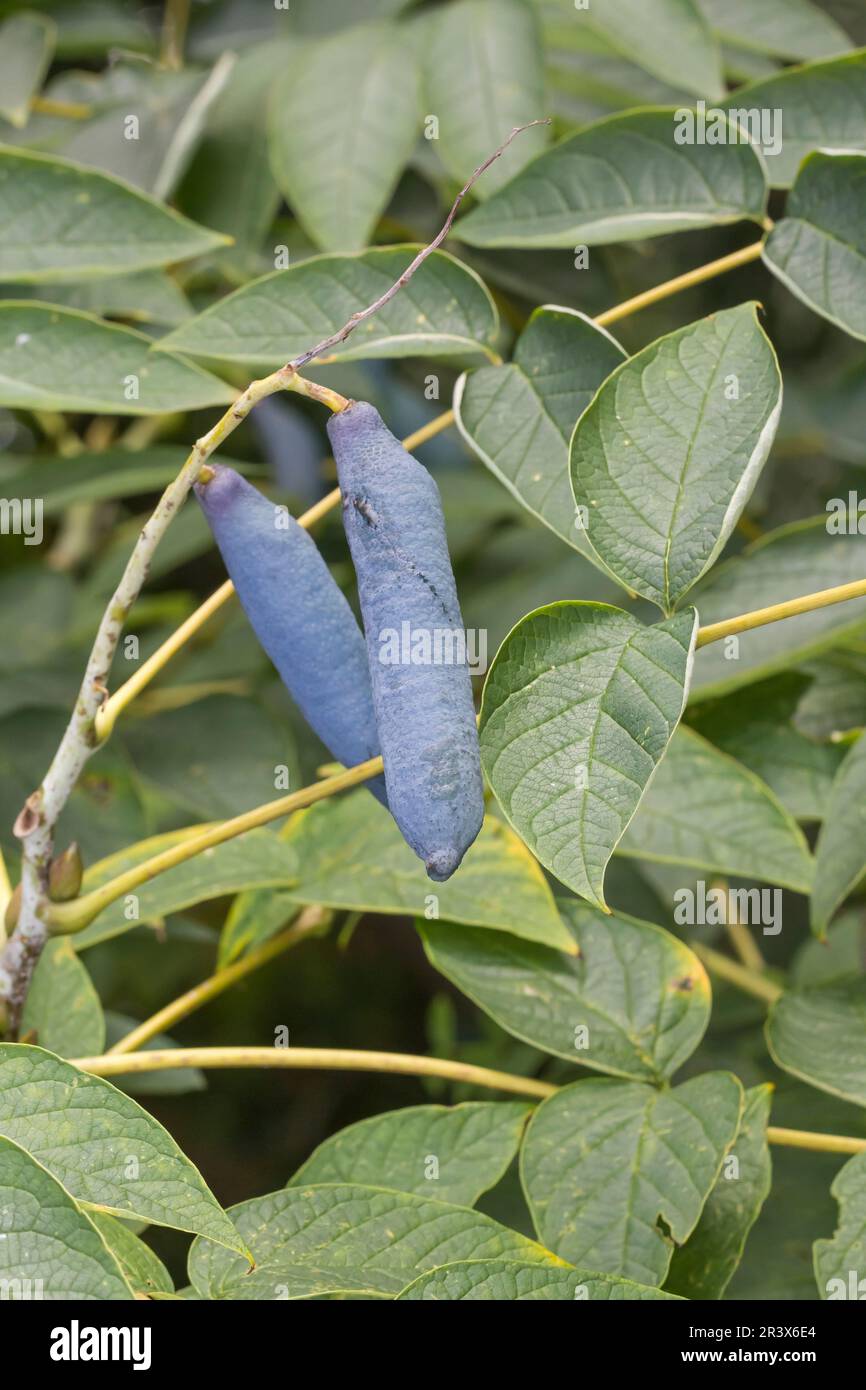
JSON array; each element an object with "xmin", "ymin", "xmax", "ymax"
[
  {"xmin": 693, "ymin": 944, "xmax": 783, "ymax": 1005},
  {"xmin": 108, "ymin": 907, "xmax": 330, "ymax": 1055},
  {"xmin": 696, "ymin": 577, "xmax": 866, "ymax": 648},
  {"xmin": 66, "ymin": 1046, "xmax": 866, "ymax": 1153},
  {"xmin": 594, "ymin": 238, "xmax": 767, "ymax": 328},
  {"xmin": 48, "ymin": 758, "xmax": 383, "ymax": 933},
  {"xmin": 766, "ymin": 1126, "xmax": 866, "ymax": 1156}
]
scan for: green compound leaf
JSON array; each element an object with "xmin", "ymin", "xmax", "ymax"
[
  {"xmin": 289, "ymin": 1102, "xmax": 530, "ymax": 1206},
  {"xmin": 0, "ymin": 1045, "xmax": 246, "ymax": 1254},
  {"xmin": 421, "ymin": 898, "xmax": 710, "ymax": 1082},
  {"xmin": 421, "ymin": 0, "xmax": 548, "ymax": 197},
  {"xmin": 21, "ymin": 939, "xmax": 105, "ymax": 1059},
  {"xmin": 0, "ymin": 147, "xmax": 229, "ymax": 283},
  {"xmin": 188, "ymin": 1183, "xmax": 561, "ymax": 1300},
  {"xmin": 665, "ymin": 1084, "xmax": 772, "ymax": 1299},
  {"xmin": 571, "ymin": 304, "xmax": 782, "ymax": 612},
  {"xmin": 268, "ymin": 23, "xmax": 420, "ymax": 251},
  {"xmin": 814, "ymin": 1150, "xmax": 866, "ymax": 1301},
  {"xmin": 399, "ymin": 1258, "xmax": 682, "ymax": 1300},
  {"xmin": 520, "ymin": 1072, "xmax": 743, "ymax": 1284},
  {"xmin": 0, "ymin": 1136, "xmax": 134, "ymax": 1301},
  {"xmin": 0, "ymin": 303, "xmax": 233, "ymax": 414},
  {"xmin": 479, "ymin": 602, "xmax": 697, "ymax": 910},
  {"xmin": 455, "ymin": 306, "xmax": 626, "ymax": 564},
  {"xmin": 620, "ymin": 726, "xmax": 815, "ymax": 892},
  {"xmin": 764, "ymin": 152, "xmax": 866, "ymax": 342},
  {"xmin": 158, "ymin": 247, "xmax": 498, "ymax": 367},
  {"xmin": 721, "ymin": 50, "xmax": 866, "ymax": 189},
  {"xmin": 811, "ymin": 735, "xmax": 866, "ymax": 935},
  {"xmin": 0, "ymin": 11, "xmax": 55, "ymax": 127},
  {"xmin": 766, "ymin": 979, "xmax": 866, "ymax": 1108},
  {"xmin": 455, "ymin": 108, "xmax": 767, "ymax": 249}
]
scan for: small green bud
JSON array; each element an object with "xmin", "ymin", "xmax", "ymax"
[{"xmin": 48, "ymin": 842, "xmax": 83, "ymax": 902}]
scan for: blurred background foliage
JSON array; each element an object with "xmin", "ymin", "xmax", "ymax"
[{"xmin": 2, "ymin": 0, "xmax": 866, "ymax": 1293}]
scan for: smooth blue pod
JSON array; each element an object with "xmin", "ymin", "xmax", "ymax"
[
  {"xmin": 327, "ymin": 401, "xmax": 484, "ymax": 880},
  {"xmin": 195, "ymin": 465, "xmax": 387, "ymax": 803}
]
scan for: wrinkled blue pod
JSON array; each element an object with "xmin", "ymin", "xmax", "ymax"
[
  {"xmin": 195, "ymin": 465, "xmax": 387, "ymax": 803},
  {"xmin": 328, "ymin": 401, "xmax": 484, "ymax": 880}
]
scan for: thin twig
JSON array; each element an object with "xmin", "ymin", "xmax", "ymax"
[{"xmin": 283, "ymin": 121, "xmax": 550, "ymax": 376}]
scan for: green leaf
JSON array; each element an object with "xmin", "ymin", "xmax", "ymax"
[
  {"xmin": 520, "ymin": 1072, "xmax": 743, "ymax": 1284},
  {"xmin": 766, "ymin": 979, "xmax": 866, "ymax": 1107},
  {"xmin": 0, "ymin": 11, "xmax": 55, "ymax": 127},
  {"xmin": 665, "ymin": 1084, "xmax": 772, "ymax": 1299},
  {"xmin": 421, "ymin": 898, "xmax": 710, "ymax": 1082},
  {"xmin": 697, "ymin": 0, "xmax": 852, "ymax": 62},
  {"xmin": 571, "ymin": 304, "xmax": 782, "ymax": 612},
  {"xmin": 690, "ymin": 519, "xmax": 866, "ymax": 701},
  {"xmin": 25, "ymin": 63, "xmax": 233, "ymax": 199},
  {"xmin": 0, "ymin": 147, "xmax": 229, "ymax": 283},
  {"xmin": 764, "ymin": 152, "xmax": 866, "ymax": 342},
  {"xmin": 578, "ymin": 0, "xmax": 724, "ymax": 99},
  {"xmin": 399, "ymin": 1258, "xmax": 681, "ymax": 1300},
  {"xmin": 721, "ymin": 50, "xmax": 866, "ymax": 189},
  {"xmin": 422, "ymin": 0, "xmax": 547, "ymax": 197},
  {"xmin": 0, "ymin": 1136, "xmax": 133, "ymax": 1300},
  {"xmin": 74, "ymin": 826, "xmax": 300, "ymax": 950},
  {"xmin": 812, "ymin": 736, "xmax": 866, "ymax": 934},
  {"xmin": 0, "ymin": 445, "xmax": 243, "ymax": 517},
  {"xmin": 479, "ymin": 602, "xmax": 697, "ymax": 909},
  {"xmin": 188, "ymin": 1183, "xmax": 560, "ymax": 1300},
  {"xmin": 0, "ymin": 303, "xmax": 233, "ymax": 414},
  {"xmin": 158, "ymin": 247, "xmax": 498, "ymax": 367},
  {"xmin": 87, "ymin": 1210, "xmax": 174, "ymax": 1297},
  {"xmin": 792, "ymin": 909, "xmax": 866, "ymax": 989},
  {"xmin": 21, "ymin": 939, "xmax": 105, "ymax": 1058},
  {"xmin": 688, "ymin": 674, "xmax": 844, "ymax": 822},
  {"xmin": 0, "ymin": 1045, "xmax": 245, "ymax": 1253},
  {"xmin": 290, "ymin": 1102, "xmax": 530, "ymax": 1205},
  {"xmin": 178, "ymin": 39, "xmax": 291, "ymax": 277},
  {"xmin": 814, "ymin": 1150, "xmax": 866, "ymax": 1301},
  {"xmin": 4, "ymin": 271, "xmax": 193, "ymax": 326},
  {"xmin": 454, "ymin": 306, "xmax": 626, "ymax": 564},
  {"xmin": 268, "ymin": 23, "xmax": 420, "ymax": 251},
  {"xmin": 455, "ymin": 108, "xmax": 767, "ymax": 249},
  {"xmin": 122, "ymin": 695, "xmax": 300, "ymax": 823},
  {"xmin": 250, "ymin": 792, "xmax": 575, "ymax": 955},
  {"xmin": 620, "ymin": 726, "xmax": 815, "ymax": 892}
]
